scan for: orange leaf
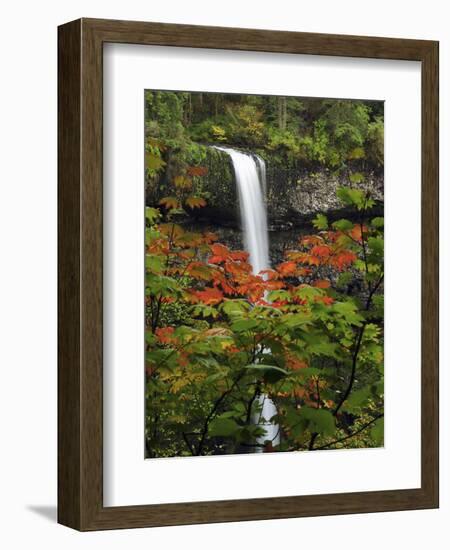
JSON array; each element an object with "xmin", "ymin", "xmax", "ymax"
[
  {"xmin": 208, "ymin": 243, "xmax": 232, "ymax": 264},
  {"xmin": 230, "ymin": 250, "xmax": 249, "ymax": 262},
  {"xmin": 185, "ymin": 196, "xmax": 207, "ymax": 209},
  {"xmin": 331, "ymin": 250, "xmax": 357, "ymax": 270},
  {"xmin": 313, "ymin": 279, "xmax": 331, "ymax": 289},
  {"xmin": 159, "ymin": 196, "xmax": 179, "ymax": 209},
  {"xmin": 350, "ymin": 224, "xmax": 367, "ymax": 242},
  {"xmin": 155, "ymin": 326, "xmax": 176, "ymax": 344},
  {"xmin": 192, "ymin": 287, "xmax": 224, "ymax": 305},
  {"xmin": 286, "ymin": 355, "xmax": 309, "ymax": 370},
  {"xmin": 310, "ymin": 245, "xmax": 332, "ymax": 258},
  {"xmin": 301, "ymin": 235, "xmax": 323, "ymax": 247},
  {"xmin": 277, "ymin": 261, "xmax": 297, "ymax": 277},
  {"xmin": 173, "ymin": 175, "xmax": 192, "ymax": 189},
  {"xmin": 186, "ymin": 166, "xmax": 208, "ymax": 177}
]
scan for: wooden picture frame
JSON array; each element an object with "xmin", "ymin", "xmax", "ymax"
[{"xmin": 58, "ymin": 18, "xmax": 439, "ymax": 531}]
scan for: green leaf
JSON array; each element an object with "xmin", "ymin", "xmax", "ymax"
[
  {"xmin": 336, "ymin": 187, "xmax": 367, "ymax": 210},
  {"xmin": 371, "ymin": 217, "xmax": 384, "ymax": 228},
  {"xmin": 308, "ymin": 339, "xmax": 339, "ymax": 358},
  {"xmin": 191, "ymin": 304, "xmax": 219, "ymax": 319},
  {"xmin": 145, "ymin": 152, "xmax": 166, "ymax": 171},
  {"xmin": 343, "ymin": 386, "xmax": 371, "ymax": 412},
  {"xmin": 333, "ymin": 301, "xmax": 363, "ymax": 325},
  {"xmin": 370, "ymin": 417, "xmax": 384, "ymax": 446},
  {"xmin": 221, "ymin": 299, "xmax": 251, "ymax": 317},
  {"xmin": 312, "ymin": 213, "xmax": 328, "ymax": 230},
  {"xmin": 208, "ymin": 417, "xmax": 240, "ymax": 437},
  {"xmin": 368, "ymin": 236, "xmax": 384, "ymax": 256},
  {"xmin": 145, "ymin": 254, "xmax": 165, "ymax": 273},
  {"xmin": 244, "ymin": 364, "xmax": 289, "ymax": 384},
  {"xmin": 231, "ymin": 319, "xmax": 260, "ymax": 333},
  {"xmin": 299, "ymin": 407, "xmax": 336, "ymax": 437},
  {"xmin": 347, "ymin": 147, "xmax": 365, "ymax": 160},
  {"xmin": 145, "ymin": 273, "xmax": 182, "ymax": 297},
  {"xmin": 349, "ymin": 172, "xmax": 365, "ymax": 184},
  {"xmin": 283, "ymin": 312, "xmax": 313, "ymax": 328},
  {"xmin": 336, "ymin": 271, "xmax": 353, "ymax": 289},
  {"xmin": 332, "ymin": 219, "xmax": 354, "ymax": 232}
]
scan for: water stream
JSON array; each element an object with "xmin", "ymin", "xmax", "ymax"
[{"xmin": 213, "ymin": 146, "xmax": 280, "ymax": 451}]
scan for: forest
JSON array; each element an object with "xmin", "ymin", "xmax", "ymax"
[{"xmin": 144, "ymin": 90, "xmax": 384, "ymax": 458}]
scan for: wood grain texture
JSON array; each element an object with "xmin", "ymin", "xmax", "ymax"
[
  {"xmin": 57, "ymin": 19, "xmax": 82, "ymax": 529},
  {"xmin": 58, "ymin": 18, "xmax": 439, "ymax": 531}
]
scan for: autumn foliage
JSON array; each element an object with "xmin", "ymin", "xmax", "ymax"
[{"xmin": 145, "ymin": 166, "xmax": 384, "ymax": 458}]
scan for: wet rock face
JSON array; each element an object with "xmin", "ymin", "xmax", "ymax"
[
  {"xmin": 265, "ymin": 168, "xmax": 384, "ymax": 228},
  {"xmin": 198, "ymin": 163, "xmax": 384, "ymax": 229}
]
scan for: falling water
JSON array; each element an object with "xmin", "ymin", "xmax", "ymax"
[
  {"xmin": 214, "ymin": 147, "xmax": 270, "ymax": 276},
  {"xmin": 213, "ymin": 146, "xmax": 280, "ymax": 451}
]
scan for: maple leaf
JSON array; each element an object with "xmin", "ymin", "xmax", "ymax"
[
  {"xmin": 277, "ymin": 261, "xmax": 298, "ymax": 277},
  {"xmin": 155, "ymin": 326, "xmax": 176, "ymax": 344},
  {"xmin": 264, "ymin": 280, "xmax": 285, "ymax": 291},
  {"xmin": 301, "ymin": 235, "xmax": 324, "ymax": 247},
  {"xmin": 231, "ymin": 250, "xmax": 250, "ymax": 262},
  {"xmin": 159, "ymin": 196, "xmax": 179, "ymax": 210},
  {"xmin": 313, "ymin": 279, "xmax": 331, "ymax": 289},
  {"xmin": 191, "ymin": 287, "xmax": 224, "ymax": 305},
  {"xmin": 285, "ymin": 354, "xmax": 308, "ymax": 370},
  {"xmin": 303, "ymin": 255, "xmax": 321, "ymax": 267},
  {"xmin": 310, "ymin": 245, "xmax": 332, "ymax": 258},
  {"xmin": 186, "ymin": 262, "xmax": 215, "ymax": 281},
  {"xmin": 225, "ymin": 261, "xmax": 252, "ymax": 277},
  {"xmin": 145, "ymin": 152, "xmax": 166, "ymax": 171},
  {"xmin": 349, "ymin": 224, "xmax": 367, "ymax": 242},
  {"xmin": 185, "ymin": 196, "xmax": 207, "ymax": 209},
  {"xmin": 208, "ymin": 243, "xmax": 232, "ymax": 264},
  {"xmin": 331, "ymin": 250, "xmax": 357, "ymax": 270},
  {"xmin": 173, "ymin": 175, "xmax": 192, "ymax": 189},
  {"xmin": 186, "ymin": 165, "xmax": 208, "ymax": 177}
]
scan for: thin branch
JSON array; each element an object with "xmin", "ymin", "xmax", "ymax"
[
  {"xmin": 182, "ymin": 432, "xmax": 195, "ymax": 455},
  {"xmin": 333, "ymin": 322, "xmax": 366, "ymax": 417},
  {"xmin": 196, "ymin": 371, "xmax": 245, "ymax": 455},
  {"xmin": 245, "ymin": 382, "xmax": 261, "ymax": 425}
]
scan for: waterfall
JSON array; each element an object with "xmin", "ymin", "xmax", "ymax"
[
  {"xmin": 213, "ymin": 146, "xmax": 280, "ymax": 451},
  {"xmin": 214, "ymin": 147, "xmax": 269, "ymax": 276}
]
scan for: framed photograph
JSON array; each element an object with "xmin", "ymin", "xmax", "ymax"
[{"xmin": 58, "ymin": 18, "xmax": 439, "ymax": 530}]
